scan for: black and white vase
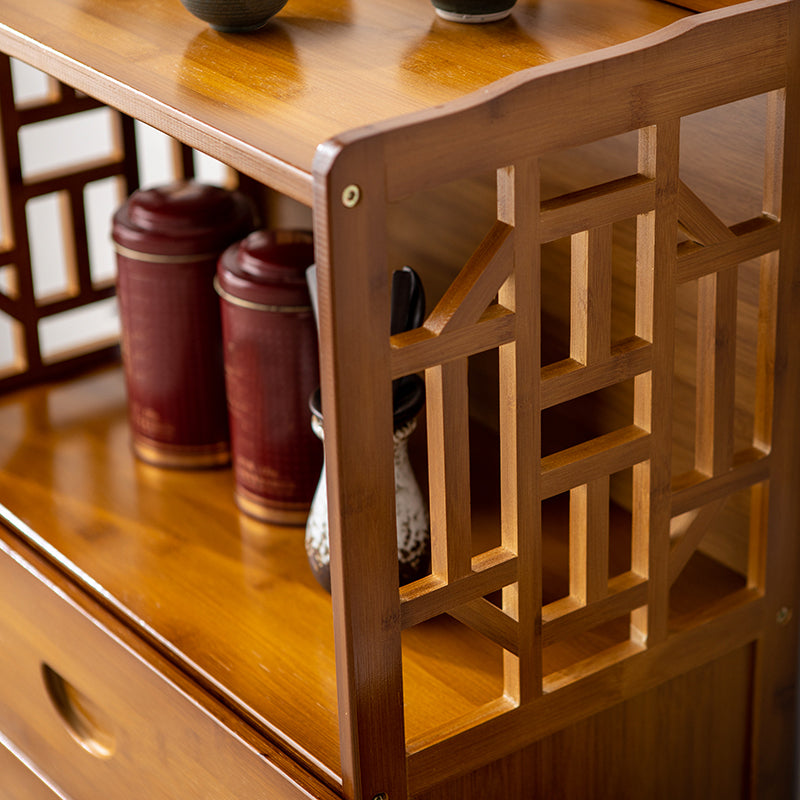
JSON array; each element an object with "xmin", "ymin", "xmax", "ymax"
[{"xmin": 304, "ymin": 377, "xmax": 430, "ymax": 593}]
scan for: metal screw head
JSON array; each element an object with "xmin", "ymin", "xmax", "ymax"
[
  {"xmin": 776, "ymin": 606, "xmax": 793, "ymax": 626},
  {"xmin": 342, "ymin": 184, "xmax": 361, "ymax": 208}
]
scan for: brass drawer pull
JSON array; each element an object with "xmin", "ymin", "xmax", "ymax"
[{"xmin": 41, "ymin": 664, "xmax": 116, "ymax": 759}]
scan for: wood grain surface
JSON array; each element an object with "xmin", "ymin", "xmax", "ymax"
[
  {"xmin": 0, "ymin": 0, "xmax": 691, "ymax": 203},
  {"xmin": 1, "ymin": 0, "xmax": 797, "ymax": 798}
]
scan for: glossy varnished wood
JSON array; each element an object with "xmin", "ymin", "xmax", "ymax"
[
  {"xmin": 0, "ymin": 526, "xmax": 336, "ymax": 800},
  {"xmin": 0, "ymin": 366, "xmax": 345, "ymax": 787},
  {"xmin": 0, "ymin": 737, "xmax": 69, "ymax": 800},
  {"xmin": 1, "ymin": 1, "xmax": 798, "ymax": 798},
  {"xmin": 0, "ymin": 0, "xmax": 690, "ymax": 204}
]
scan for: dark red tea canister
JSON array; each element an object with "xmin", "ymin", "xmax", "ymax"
[
  {"xmin": 112, "ymin": 180, "xmax": 256, "ymax": 469},
  {"xmin": 216, "ymin": 229, "xmax": 323, "ymax": 525}
]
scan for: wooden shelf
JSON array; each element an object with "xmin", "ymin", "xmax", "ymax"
[
  {"xmin": 0, "ymin": 0, "xmax": 690, "ymax": 204},
  {"xmin": 0, "ymin": 364, "xmax": 748, "ymax": 792},
  {"xmin": 1, "ymin": 1, "xmax": 798, "ymax": 797}
]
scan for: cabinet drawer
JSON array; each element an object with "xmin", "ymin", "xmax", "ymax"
[
  {"xmin": 0, "ymin": 535, "xmax": 330, "ymax": 800},
  {"xmin": 0, "ymin": 738, "xmax": 69, "ymax": 800}
]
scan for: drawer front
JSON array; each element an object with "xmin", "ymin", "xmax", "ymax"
[
  {"xmin": 0, "ymin": 738, "xmax": 69, "ymax": 800},
  {"xmin": 0, "ymin": 537, "xmax": 330, "ymax": 800}
]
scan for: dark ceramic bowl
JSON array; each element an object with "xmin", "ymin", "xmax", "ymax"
[
  {"xmin": 178, "ymin": 0, "xmax": 289, "ymax": 32},
  {"xmin": 431, "ymin": 0, "xmax": 516, "ymax": 22}
]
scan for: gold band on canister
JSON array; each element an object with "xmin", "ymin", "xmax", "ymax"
[
  {"xmin": 234, "ymin": 484, "xmax": 310, "ymax": 526},
  {"xmin": 112, "ymin": 242, "xmax": 222, "ymax": 264},
  {"xmin": 132, "ymin": 435, "xmax": 230, "ymax": 469},
  {"xmin": 213, "ymin": 277, "xmax": 312, "ymax": 314}
]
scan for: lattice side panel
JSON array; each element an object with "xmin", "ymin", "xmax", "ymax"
[
  {"xmin": 0, "ymin": 55, "xmax": 139, "ymax": 390},
  {"xmin": 395, "ymin": 112, "xmax": 783, "ymax": 795}
]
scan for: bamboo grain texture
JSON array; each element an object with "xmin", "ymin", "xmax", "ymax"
[{"xmin": 0, "ymin": 0, "xmax": 798, "ymax": 798}]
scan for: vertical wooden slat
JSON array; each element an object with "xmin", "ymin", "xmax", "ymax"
[
  {"xmin": 570, "ymin": 224, "xmax": 613, "ymax": 365},
  {"xmin": 64, "ymin": 186, "xmax": 92, "ymax": 296},
  {"xmin": 631, "ymin": 120, "xmax": 680, "ymax": 646},
  {"xmin": 498, "ymin": 160, "xmax": 542, "ymax": 704},
  {"xmin": 0, "ymin": 59, "xmax": 138, "ymax": 389},
  {"xmin": 750, "ymin": 4, "xmax": 800, "ymax": 788},
  {"xmin": 748, "ymin": 89, "xmax": 784, "ymax": 594},
  {"xmin": 114, "ymin": 114, "xmax": 141, "ymax": 199},
  {"xmin": 753, "ymin": 89, "xmax": 784, "ymax": 456},
  {"xmin": 426, "ymin": 359, "xmax": 473, "ymax": 582},
  {"xmin": 695, "ymin": 267, "xmax": 737, "ymax": 475},
  {"xmin": 0, "ymin": 54, "xmax": 39, "ymax": 374},
  {"xmin": 570, "ymin": 476, "xmax": 610, "ymax": 604},
  {"xmin": 171, "ymin": 139, "xmax": 196, "ymax": 181},
  {"xmin": 314, "ymin": 138, "xmax": 407, "ymax": 800}
]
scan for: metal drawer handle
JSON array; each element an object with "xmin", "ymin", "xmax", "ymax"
[{"xmin": 41, "ymin": 664, "xmax": 116, "ymax": 759}]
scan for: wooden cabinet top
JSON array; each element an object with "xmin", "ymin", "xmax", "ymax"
[{"xmin": 0, "ymin": 0, "xmax": 690, "ymax": 203}]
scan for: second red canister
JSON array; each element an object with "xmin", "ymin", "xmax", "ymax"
[{"xmin": 216, "ymin": 229, "xmax": 323, "ymax": 525}]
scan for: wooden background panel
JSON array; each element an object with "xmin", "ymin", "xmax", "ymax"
[{"xmin": 415, "ymin": 644, "xmax": 754, "ymax": 800}]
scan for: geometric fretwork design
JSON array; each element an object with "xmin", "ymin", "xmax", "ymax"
[
  {"xmin": 391, "ymin": 117, "xmax": 778, "ymax": 784},
  {"xmin": 318, "ymin": 3, "xmax": 796, "ymax": 798},
  {"xmin": 389, "ymin": 95, "xmax": 780, "ymax": 782},
  {"xmin": 0, "ymin": 54, "xmax": 139, "ymax": 391}
]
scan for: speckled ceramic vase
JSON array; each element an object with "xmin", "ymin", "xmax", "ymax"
[
  {"xmin": 304, "ymin": 378, "xmax": 430, "ymax": 594},
  {"xmin": 430, "ymin": 0, "xmax": 516, "ymax": 22},
  {"xmin": 177, "ymin": 0, "xmax": 289, "ymax": 31}
]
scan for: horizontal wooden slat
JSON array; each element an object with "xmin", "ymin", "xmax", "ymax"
[
  {"xmin": 541, "ymin": 337, "xmax": 652, "ymax": 409},
  {"xmin": 390, "ymin": 305, "xmax": 514, "ymax": 379},
  {"xmin": 22, "ymin": 156, "xmax": 128, "ymax": 198},
  {"xmin": 541, "ymin": 425, "xmax": 651, "ymax": 499},
  {"xmin": 542, "ymin": 571, "xmax": 648, "ymax": 647},
  {"xmin": 400, "ymin": 547, "xmax": 518, "ymax": 629},
  {"xmin": 33, "ymin": 281, "xmax": 117, "ymax": 318},
  {"xmin": 16, "ymin": 94, "xmax": 106, "ymax": 125},
  {"xmin": 0, "ymin": 290, "xmax": 20, "ymax": 320},
  {"xmin": 676, "ymin": 215, "xmax": 780, "ymax": 283},
  {"xmin": 539, "ymin": 174, "xmax": 655, "ymax": 242},
  {"xmin": 670, "ymin": 449, "xmax": 770, "ymax": 516}
]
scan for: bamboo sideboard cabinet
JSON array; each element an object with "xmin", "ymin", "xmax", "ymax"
[{"xmin": 0, "ymin": 0, "xmax": 798, "ymax": 798}]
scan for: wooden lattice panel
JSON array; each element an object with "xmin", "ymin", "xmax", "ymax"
[
  {"xmin": 314, "ymin": 2, "xmax": 799, "ymax": 798},
  {"xmin": 0, "ymin": 58, "xmax": 270, "ymax": 393},
  {"xmin": 0, "ymin": 54, "xmax": 139, "ymax": 390}
]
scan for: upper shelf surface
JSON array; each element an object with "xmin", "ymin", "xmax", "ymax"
[{"xmin": 0, "ymin": 0, "xmax": 690, "ymax": 202}]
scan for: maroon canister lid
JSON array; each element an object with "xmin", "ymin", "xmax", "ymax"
[
  {"xmin": 216, "ymin": 229, "xmax": 314, "ymax": 309},
  {"xmin": 112, "ymin": 180, "xmax": 256, "ymax": 257}
]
